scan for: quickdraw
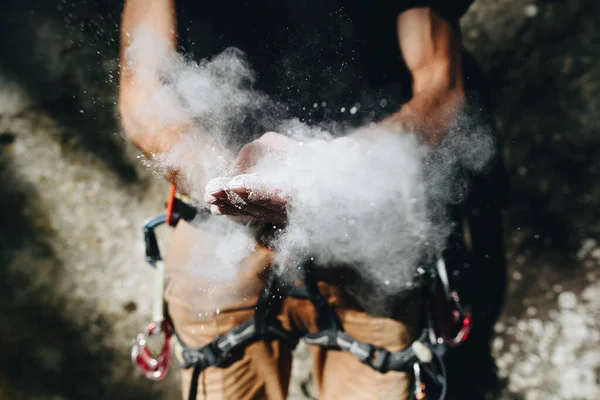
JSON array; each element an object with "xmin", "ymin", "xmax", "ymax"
[
  {"xmin": 131, "ymin": 319, "xmax": 172, "ymax": 380},
  {"xmin": 131, "ymin": 229, "xmax": 172, "ymax": 381},
  {"xmin": 132, "ymin": 185, "xmax": 472, "ymax": 400},
  {"xmin": 424, "ymin": 259, "xmax": 472, "ymax": 348},
  {"xmin": 131, "ymin": 185, "xmax": 202, "ymax": 381}
]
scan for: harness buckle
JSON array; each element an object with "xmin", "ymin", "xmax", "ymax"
[
  {"xmin": 370, "ymin": 348, "xmax": 391, "ymax": 373},
  {"xmin": 131, "ymin": 320, "xmax": 173, "ymax": 380},
  {"xmin": 182, "ymin": 343, "xmax": 221, "ymax": 369},
  {"xmin": 335, "ymin": 332, "xmax": 374, "ymax": 363},
  {"xmin": 214, "ymin": 320, "xmax": 256, "ymax": 361}
]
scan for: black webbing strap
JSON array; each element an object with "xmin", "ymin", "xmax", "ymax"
[
  {"xmin": 173, "ymin": 265, "xmax": 449, "ymax": 400},
  {"xmin": 303, "ymin": 329, "xmax": 432, "ymax": 373},
  {"xmin": 179, "ymin": 271, "xmax": 301, "ymax": 400},
  {"xmin": 170, "ymin": 196, "xmax": 208, "ymax": 225},
  {"xmin": 302, "ymin": 262, "xmax": 342, "ymax": 332},
  {"xmin": 301, "ymin": 261, "xmax": 433, "ymax": 374},
  {"xmin": 176, "ymin": 262, "xmax": 437, "ymax": 379}
]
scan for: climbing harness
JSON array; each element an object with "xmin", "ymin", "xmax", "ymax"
[{"xmin": 132, "ymin": 184, "xmax": 472, "ymax": 400}]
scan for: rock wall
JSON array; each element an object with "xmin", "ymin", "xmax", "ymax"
[
  {"xmin": 462, "ymin": 1, "xmax": 600, "ymax": 399},
  {"xmin": 0, "ymin": 1, "xmax": 178, "ymax": 398}
]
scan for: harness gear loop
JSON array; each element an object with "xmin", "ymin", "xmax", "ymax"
[{"xmin": 182, "ymin": 272, "xmax": 302, "ymax": 400}]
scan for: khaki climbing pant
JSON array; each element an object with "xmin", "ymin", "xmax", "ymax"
[{"xmin": 165, "ymin": 220, "xmax": 421, "ymax": 400}]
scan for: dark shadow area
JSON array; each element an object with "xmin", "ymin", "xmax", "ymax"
[
  {"xmin": 0, "ymin": 0, "xmax": 139, "ymax": 182},
  {"xmin": 475, "ymin": 0, "xmax": 600, "ymax": 259},
  {"xmin": 0, "ymin": 146, "xmax": 162, "ymax": 399}
]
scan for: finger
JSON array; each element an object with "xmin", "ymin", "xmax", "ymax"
[
  {"xmin": 205, "ymin": 177, "xmax": 267, "ymax": 207},
  {"xmin": 210, "ymin": 188, "xmax": 251, "ymax": 209},
  {"xmin": 259, "ymin": 132, "xmax": 298, "ymax": 150},
  {"xmin": 205, "ymin": 176, "xmax": 233, "ymax": 205},
  {"xmin": 205, "ymin": 177, "xmax": 231, "ymax": 199},
  {"xmin": 246, "ymin": 189, "xmax": 288, "ymax": 210},
  {"xmin": 237, "ymin": 190, "xmax": 288, "ymax": 214},
  {"xmin": 206, "ymin": 174, "xmax": 287, "ymax": 224},
  {"xmin": 213, "ymin": 195, "xmax": 286, "ymax": 225},
  {"xmin": 213, "ymin": 200, "xmax": 286, "ymax": 223},
  {"xmin": 233, "ymin": 202, "xmax": 286, "ymax": 225},
  {"xmin": 205, "ymin": 189, "xmax": 230, "ymax": 204},
  {"xmin": 225, "ymin": 190, "xmax": 248, "ymax": 207},
  {"xmin": 234, "ymin": 142, "xmax": 268, "ymax": 175},
  {"xmin": 210, "ymin": 202, "xmax": 251, "ymax": 217},
  {"xmin": 228, "ymin": 174, "xmax": 288, "ymax": 211}
]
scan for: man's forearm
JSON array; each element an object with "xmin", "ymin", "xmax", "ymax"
[
  {"xmin": 376, "ymin": 8, "xmax": 466, "ymax": 146},
  {"xmin": 347, "ymin": 79, "xmax": 464, "ymax": 146},
  {"xmin": 119, "ymin": 0, "xmax": 180, "ymax": 155},
  {"xmin": 119, "ymin": 0, "xmax": 232, "ymax": 195},
  {"xmin": 120, "ymin": 0, "xmax": 177, "ymax": 60},
  {"xmin": 379, "ymin": 81, "xmax": 465, "ymax": 145}
]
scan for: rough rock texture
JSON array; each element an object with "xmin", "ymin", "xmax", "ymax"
[
  {"xmin": 0, "ymin": 0, "xmax": 598, "ymax": 399},
  {"xmin": 462, "ymin": 1, "xmax": 600, "ymax": 399},
  {"xmin": 0, "ymin": 1, "xmax": 179, "ymax": 398}
]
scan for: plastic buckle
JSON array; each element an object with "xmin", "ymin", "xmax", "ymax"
[
  {"xmin": 131, "ymin": 321, "xmax": 172, "ymax": 380},
  {"xmin": 303, "ymin": 330, "xmax": 338, "ymax": 348},
  {"xmin": 367, "ymin": 347, "xmax": 390, "ymax": 373},
  {"xmin": 182, "ymin": 343, "xmax": 221, "ymax": 369},
  {"xmin": 335, "ymin": 332, "xmax": 373, "ymax": 363},
  {"xmin": 214, "ymin": 320, "xmax": 256, "ymax": 355}
]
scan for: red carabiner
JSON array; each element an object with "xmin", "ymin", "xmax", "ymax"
[
  {"xmin": 443, "ymin": 291, "xmax": 472, "ymax": 346},
  {"xmin": 131, "ymin": 320, "xmax": 173, "ymax": 380},
  {"xmin": 428, "ymin": 288, "xmax": 472, "ymax": 347}
]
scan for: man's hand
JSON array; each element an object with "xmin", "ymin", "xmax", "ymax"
[{"xmin": 204, "ymin": 132, "xmax": 296, "ymax": 225}]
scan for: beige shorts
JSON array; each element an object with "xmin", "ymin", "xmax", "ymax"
[{"xmin": 165, "ymin": 221, "xmax": 421, "ymax": 400}]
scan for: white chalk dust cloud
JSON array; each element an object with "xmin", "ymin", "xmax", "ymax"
[
  {"xmin": 252, "ymin": 131, "xmax": 430, "ymax": 294},
  {"xmin": 124, "ymin": 30, "xmax": 495, "ymax": 312}
]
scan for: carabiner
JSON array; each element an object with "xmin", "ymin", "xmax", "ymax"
[
  {"xmin": 413, "ymin": 362, "xmax": 427, "ymax": 400},
  {"xmin": 443, "ymin": 291, "xmax": 472, "ymax": 346},
  {"xmin": 131, "ymin": 320, "xmax": 173, "ymax": 380},
  {"xmin": 426, "ymin": 259, "xmax": 473, "ymax": 347},
  {"xmin": 428, "ymin": 289, "xmax": 472, "ymax": 347}
]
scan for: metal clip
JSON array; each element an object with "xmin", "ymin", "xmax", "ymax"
[
  {"xmin": 132, "ymin": 254, "xmax": 171, "ymax": 380},
  {"xmin": 443, "ymin": 291, "xmax": 472, "ymax": 346},
  {"xmin": 428, "ymin": 258, "xmax": 473, "ymax": 347},
  {"xmin": 131, "ymin": 320, "xmax": 172, "ymax": 381},
  {"xmin": 413, "ymin": 362, "xmax": 427, "ymax": 400}
]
